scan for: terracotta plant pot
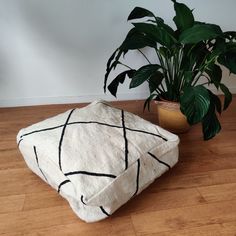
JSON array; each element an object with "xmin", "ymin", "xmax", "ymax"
[{"xmin": 155, "ymin": 100, "xmax": 190, "ymax": 134}]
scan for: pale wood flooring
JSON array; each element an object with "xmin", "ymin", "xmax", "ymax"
[{"xmin": 0, "ymin": 98, "xmax": 236, "ymax": 235}]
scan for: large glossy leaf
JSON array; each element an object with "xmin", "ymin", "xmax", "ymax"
[
  {"xmin": 205, "ymin": 64, "xmax": 222, "ymax": 89},
  {"xmin": 106, "ymin": 49, "xmax": 118, "ymax": 73},
  {"xmin": 104, "ymin": 26, "xmax": 157, "ymax": 93},
  {"xmin": 120, "ymin": 27, "xmax": 156, "ymax": 50},
  {"xmin": 207, "ymin": 89, "xmax": 222, "ymax": 114},
  {"xmin": 130, "ymin": 64, "xmax": 162, "ymax": 88},
  {"xmin": 108, "ymin": 70, "xmax": 136, "ymax": 97},
  {"xmin": 179, "ymin": 24, "xmax": 222, "ymax": 44},
  {"xmin": 148, "ymin": 71, "xmax": 164, "ymax": 93},
  {"xmin": 128, "ymin": 7, "xmax": 155, "ymax": 21},
  {"xmin": 219, "ymin": 83, "xmax": 232, "ymax": 110},
  {"xmin": 104, "ymin": 58, "xmax": 121, "ymax": 92},
  {"xmin": 218, "ymin": 51, "xmax": 236, "ymax": 74},
  {"xmin": 133, "ymin": 23, "xmax": 176, "ymax": 47},
  {"xmin": 172, "ymin": 0, "xmax": 194, "ymax": 31},
  {"xmin": 147, "ymin": 19, "xmax": 176, "ymax": 37},
  {"xmin": 180, "ymin": 85, "xmax": 210, "ymax": 125},
  {"xmin": 180, "ymin": 42, "xmax": 209, "ymax": 71},
  {"xmin": 201, "ymin": 99, "xmax": 221, "ymax": 140}
]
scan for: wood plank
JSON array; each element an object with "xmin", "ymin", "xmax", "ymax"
[
  {"xmin": 0, "ymin": 233, "xmax": 23, "ymax": 236},
  {"xmin": 0, "ymin": 206, "xmax": 78, "ymax": 234},
  {"xmin": 115, "ymin": 188, "xmax": 205, "ymax": 217},
  {"xmin": 131, "ymin": 200, "xmax": 236, "ymax": 235},
  {"xmin": 0, "ymin": 168, "xmax": 52, "ymax": 197},
  {"xmin": 23, "ymin": 191, "xmax": 66, "ymax": 211},
  {"xmin": 171, "ymin": 155, "xmax": 236, "ymax": 175},
  {"xmin": 24, "ymin": 216, "xmax": 136, "ymax": 236},
  {"xmin": 0, "ymin": 195, "xmax": 25, "ymax": 214},
  {"xmin": 197, "ymin": 183, "xmax": 236, "ymax": 203},
  {"xmin": 146, "ymin": 222, "xmax": 236, "ymax": 236},
  {"xmin": 0, "ymin": 149, "xmax": 25, "ymax": 170},
  {"xmin": 147, "ymin": 168, "xmax": 236, "ymax": 192}
]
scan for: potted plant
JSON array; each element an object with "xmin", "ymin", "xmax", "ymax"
[{"xmin": 104, "ymin": 0, "xmax": 236, "ymax": 140}]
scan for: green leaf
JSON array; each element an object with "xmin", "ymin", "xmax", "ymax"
[
  {"xmin": 104, "ymin": 59, "xmax": 122, "ymax": 93},
  {"xmin": 218, "ymin": 51, "xmax": 236, "ymax": 74},
  {"xmin": 179, "ymin": 24, "xmax": 222, "ymax": 44},
  {"xmin": 106, "ymin": 49, "xmax": 118, "ymax": 72},
  {"xmin": 143, "ymin": 94, "xmax": 157, "ymax": 111},
  {"xmin": 183, "ymin": 71, "xmax": 194, "ymax": 87},
  {"xmin": 147, "ymin": 18, "xmax": 176, "ymax": 37},
  {"xmin": 201, "ymin": 100, "xmax": 221, "ymax": 140},
  {"xmin": 223, "ymin": 31, "xmax": 236, "ymax": 41},
  {"xmin": 130, "ymin": 64, "xmax": 162, "ymax": 88},
  {"xmin": 172, "ymin": 0, "xmax": 194, "ymax": 31},
  {"xmin": 104, "ymin": 49, "xmax": 119, "ymax": 92},
  {"xmin": 159, "ymin": 46, "xmax": 171, "ymax": 58},
  {"xmin": 107, "ymin": 70, "xmax": 136, "ymax": 97},
  {"xmin": 205, "ymin": 64, "xmax": 222, "ymax": 89},
  {"xmin": 128, "ymin": 7, "xmax": 155, "ymax": 21},
  {"xmin": 207, "ymin": 89, "xmax": 222, "ymax": 114},
  {"xmin": 180, "ymin": 43, "xmax": 208, "ymax": 71},
  {"xmin": 219, "ymin": 83, "xmax": 232, "ymax": 110},
  {"xmin": 120, "ymin": 27, "xmax": 156, "ymax": 50},
  {"xmin": 148, "ymin": 71, "xmax": 164, "ymax": 93},
  {"xmin": 180, "ymin": 85, "xmax": 210, "ymax": 125},
  {"xmin": 133, "ymin": 23, "xmax": 176, "ymax": 47}
]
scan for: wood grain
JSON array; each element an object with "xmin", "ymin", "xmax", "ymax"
[
  {"xmin": 0, "ymin": 97, "xmax": 235, "ymax": 235},
  {"xmin": 131, "ymin": 200, "xmax": 236, "ymax": 235}
]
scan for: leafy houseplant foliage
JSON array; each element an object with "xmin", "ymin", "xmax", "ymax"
[{"xmin": 104, "ymin": 0, "xmax": 236, "ymax": 140}]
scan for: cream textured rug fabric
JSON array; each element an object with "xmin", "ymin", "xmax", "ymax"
[{"xmin": 17, "ymin": 100, "xmax": 179, "ymax": 222}]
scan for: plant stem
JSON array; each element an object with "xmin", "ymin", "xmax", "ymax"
[
  {"xmin": 138, "ymin": 49, "xmax": 152, "ymax": 64},
  {"xmin": 119, "ymin": 62, "xmax": 133, "ymax": 70},
  {"xmin": 155, "ymin": 87, "xmax": 164, "ymax": 93},
  {"xmin": 155, "ymin": 48, "xmax": 171, "ymax": 97},
  {"xmin": 199, "ymin": 82, "xmax": 209, "ymax": 86},
  {"xmin": 160, "ymin": 83, "xmax": 165, "ymax": 92},
  {"xmin": 192, "ymin": 71, "xmax": 203, "ymax": 86}
]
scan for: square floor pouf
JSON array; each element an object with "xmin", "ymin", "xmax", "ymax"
[{"xmin": 17, "ymin": 100, "xmax": 179, "ymax": 222}]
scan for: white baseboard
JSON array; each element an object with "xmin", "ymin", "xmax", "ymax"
[
  {"xmin": 1, "ymin": 87, "xmax": 235, "ymax": 108},
  {"xmin": 0, "ymin": 92, "xmax": 150, "ymax": 108}
]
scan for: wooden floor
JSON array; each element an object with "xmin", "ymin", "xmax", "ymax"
[{"xmin": 0, "ymin": 98, "xmax": 236, "ymax": 236}]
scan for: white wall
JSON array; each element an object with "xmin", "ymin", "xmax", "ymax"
[{"xmin": 0, "ymin": 0, "xmax": 235, "ymax": 107}]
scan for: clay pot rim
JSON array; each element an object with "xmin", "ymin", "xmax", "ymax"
[
  {"xmin": 154, "ymin": 98, "xmax": 180, "ymax": 110},
  {"xmin": 154, "ymin": 97, "xmax": 179, "ymax": 104}
]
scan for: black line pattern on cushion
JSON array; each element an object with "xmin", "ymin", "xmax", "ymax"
[
  {"xmin": 121, "ymin": 110, "xmax": 129, "ymax": 170},
  {"xmin": 57, "ymin": 179, "xmax": 71, "ymax": 193},
  {"xmin": 20, "ymin": 124, "xmax": 64, "ymax": 138},
  {"xmin": 81, "ymin": 195, "xmax": 86, "ymax": 205},
  {"xmin": 69, "ymin": 121, "xmax": 121, "ymax": 129},
  {"xmin": 17, "ymin": 139, "xmax": 23, "ymax": 147},
  {"xmin": 20, "ymin": 121, "xmax": 167, "ymax": 141},
  {"xmin": 58, "ymin": 109, "xmax": 75, "ymax": 171},
  {"xmin": 18, "ymin": 107, "xmax": 173, "ymax": 219},
  {"xmin": 69, "ymin": 122, "xmax": 167, "ymax": 141},
  {"xmin": 100, "ymin": 206, "xmax": 110, "ymax": 216},
  {"xmin": 147, "ymin": 152, "xmax": 171, "ymax": 170},
  {"xmin": 65, "ymin": 171, "xmax": 116, "ymax": 179},
  {"xmin": 126, "ymin": 127, "xmax": 167, "ymax": 141},
  {"xmin": 132, "ymin": 159, "xmax": 140, "ymax": 197},
  {"xmin": 33, "ymin": 146, "xmax": 48, "ymax": 182}
]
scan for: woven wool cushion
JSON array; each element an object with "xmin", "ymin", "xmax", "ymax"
[{"xmin": 17, "ymin": 100, "xmax": 179, "ymax": 222}]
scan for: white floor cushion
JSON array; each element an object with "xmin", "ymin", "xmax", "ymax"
[{"xmin": 17, "ymin": 100, "xmax": 179, "ymax": 222}]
